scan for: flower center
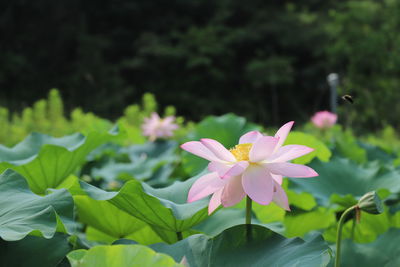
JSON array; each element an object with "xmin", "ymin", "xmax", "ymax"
[{"xmin": 229, "ymin": 143, "xmax": 252, "ymax": 161}]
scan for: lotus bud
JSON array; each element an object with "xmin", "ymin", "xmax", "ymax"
[{"xmin": 357, "ymin": 191, "xmax": 383, "ymax": 214}]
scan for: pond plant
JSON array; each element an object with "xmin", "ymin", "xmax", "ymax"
[{"xmin": 0, "ymin": 96, "xmax": 397, "ymax": 266}]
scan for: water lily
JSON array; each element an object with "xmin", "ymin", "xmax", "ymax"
[
  {"xmin": 142, "ymin": 112, "xmax": 179, "ymax": 141},
  {"xmin": 311, "ymin": 111, "xmax": 337, "ymax": 129},
  {"xmin": 181, "ymin": 121, "xmax": 318, "ymax": 214}
]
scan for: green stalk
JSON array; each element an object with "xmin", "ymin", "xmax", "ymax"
[
  {"xmin": 351, "ymin": 217, "xmax": 356, "ymax": 239},
  {"xmin": 176, "ymin": 231, "xmax": 183, "ymax": 241},
  {"xmin": 246, "ymin": 196, "xmax": 252, "ymax": 241},
  {"xmin": 335, "ymin": 205, "xmax": 356, "ymax": 267}
]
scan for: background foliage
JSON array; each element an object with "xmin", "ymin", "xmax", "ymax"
[
  {"xmin": 1, "ymin": 0, "xmax": 399, "ymax": 130},
  {"xmin": 1, "ymin": 109, "xmax": 400, "ymax": 266}
]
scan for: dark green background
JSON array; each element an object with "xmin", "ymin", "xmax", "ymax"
[{"xmin": 1, "ymin": 0, "xmax": 399, "ymax": 130}]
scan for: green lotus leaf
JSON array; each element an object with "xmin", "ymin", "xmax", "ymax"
[
  {"xmin": 334, "ymin": 130, "xmax": 367, "ymax": 164},
  {"xmin": 150, "ymin": 226, "xmax": 201, "ymax": 244},
  {"xmin": 74, "ymin": 194, "xmax": 198, "ymax": 245},
  {"xmin": 123, "ymin": 140, "xmax": 178, "ymax": 162},
  {"xmin": 359, "ymin": 142, "xmax": 395, "ymax": 163},
  {"xmin": 232, "ymin": 196, "xmax": 286, "ymax": 224},
  {"xmin": 285, "ymin": 131, "xmax": 332, "ymax": 164},
  {"xmin": 193, "ymin": 209, "xmax": 247, "ymax": 236},
  {"xmin": 339, "ymin": 228, "xmax": 400, "ymax": 267},
  {"xmin": 284, "ymin": 207, "xmax": 336, "ymax": 238},
  {"xmin": 85, "ymin": 226, "xmax": 118, "ymax": 244},
  {"xmin": 0, "ymin": 128, "xmax": 119, "ymax": 194},
  {"xmin": 194, "ymin": 208, "xmax": 285, "ymax": 237},
  {"xmin": 0, "ymin": 234, "xmax": 71, "ymax": 267},
  {"xmin": 391, "ymin": 210, "xmax": 400, "ymax": 227},
  {"xmin": 252, "ymin": 202, "xmax": 286, "ymax": 224},
  {"xmin": 86, "ymin": 225, "xmax": 190, "ymax": 246},
  {"xmin": 0, "ymin": 169, "xmax": 74, "ymax": 241},
  {"xmin": 151, "ymin": 224, "xmax": 332, "ymax": 267},
  {"xmin": 287, "ymin": 189, "xmax": 317, "ymax": 211},
  {"xmin": 86, "ymin": 142, "xmax": 124, "ymax": 162},
  {"xmin": 74, "ymin": 195, "xmax": 164, "ymax": 245},
  {"xmin": 56, "ymin": 175, "xmax": 86, "ymax": 196},
  {"xmin": 93, "ymin": 162, "xmax": 174, "ymax": 186},
  {"xmin": 182, "ymin": 113, "xmax": 261, "ymax": 175},
  {"xmin": 67, "ymin": 245, "xmax": 182, "ymax": 267},
  {"xmin": 79, "ymin": 173, "xmax": 209, "ymax": 233},
  {"xmin": 92, "ymin": 141, "xmax": 178, "ymax": 186},
  {"xmin": 330, "ymin": 194, "xmax": 358, "ymax": 209},
  {"xmin": 290, "ymin": 156, "xmax": 400, "ymax": 205}
]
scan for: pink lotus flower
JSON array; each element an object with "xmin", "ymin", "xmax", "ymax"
[
  {"xmin": 311, "ymin": 111, "xmax": 337, "ymax": 129},
  {"xmin": 181, "ymin": 122, "xmax": 318, "ymax": 214},
  {"xmin": 142, "ymin": 112, "xmax": 179, "ymax": 141}
]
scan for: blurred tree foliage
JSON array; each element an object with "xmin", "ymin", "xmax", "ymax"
[
  {"xmin": 0, "ymin": 0, "xmax": 398, "ymax": 130},
  {"xmin": 326, "ymin": 0, "xmax": 400, "ymax": 130}
]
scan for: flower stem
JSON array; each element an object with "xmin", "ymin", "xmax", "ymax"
[
  {"xmin": 335, "ymin": 205, "xmax": 356, "ymax": 267},
  {"xmin": 351, "ymin": 217, "xmax": 356, "ymax": 239},
  {"xmin": 246, "ymin": 196, "xmax": 252, "ymax": 241},
  {"xmin": 176, "ymin": 231, "xmax": 183, "ymax": 241}
]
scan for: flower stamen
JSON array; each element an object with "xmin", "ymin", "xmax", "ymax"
[{"xmin": 230, "ymin": 143, "xmax": 252, "ymax": 161}]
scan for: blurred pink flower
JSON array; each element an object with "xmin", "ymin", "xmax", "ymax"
[
  {"xmin": 142, "ymin": 112, "xmax": 178, "ymax": 141},
  {"xmin": 181, "ymin": 121, "xmax": 318, "ymax": 214},
  {"xmin": 311, "ymin": 111, "xmax": 337, "ymax": 129}
]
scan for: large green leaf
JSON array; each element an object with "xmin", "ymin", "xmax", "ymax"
[
  {"xmin": 151, "ymin": 225, "xmax": 332, "ymax": 267},
  {"xmin": 334, "ymin": 130, "xmax": 367, "ymax": 164},
  {"xmin": 230, "ymin": 195, "xmax": 287, "ymax": 225},
  {"xmin": 358, "ymin": 142, "xmax": 395, "ymax": 164},
  {"xmin": 0, "ymin": 129, "xmax": 119, "ymax": 194},
  {"xmin": 74, "ymin": 196, "xmax": 163, "ymax": 245},
  {"xmin": 92, "ymin": 161, "xmax": 174, "ymax": 185},
  {"xmin": 92, "ymin": 141, "xmax": 178, "ymax": 186},
  {"xmin": 287, "ymin": 189, "xmax": 317, "ymax": 211},
  {"xmin": 79, "ymin": 173, "xmax": 209, "ymax": 233},
  {"xmin": 254, "ymin": 179, "xmax": 318, "ymax": 223},
  {"xmin": 194, "ymin": 208, "xmax": 285, "ymax": 237},
  {"xmin": 339, "ymin": 228, "xmax": 400, "ymax": 267},
  {"xmin": 285, "ymin": 131, "xmax": 332, "ymax": 164},
  {"xmin": 0, "ymin": 169, "xmax": 74, "ymax": 241},
  {"xmin": 252, "ymin": 202, "xmax": 286, "ymax": 224},
  {"xmin": 193, "ymin": 209, "xmax": 247, "ymax": 236},
  {"xmin": 123, "ymin": 140, "xmax": 178, "ymax": 162},
  {"xmin": 290, "ymin": 156, "xmax": 400, "ymax": 205},
  {"xmin": 182, "ymin": 114, "xmax": 261, "ymax": 175},
  {"xmin": 85, "ymin": 225, "xmax": 178, "ymax": 246},
  {"xmin": 284, "ymin": 207, "xmax": 336, "ymax": 238},
  {"xmin": 67, "ymin": 245, "xmax": 182, "ymax": 267},
  {"xmin": 0, "ymin": 234, "xmax": 71, "ymax": 267}
]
